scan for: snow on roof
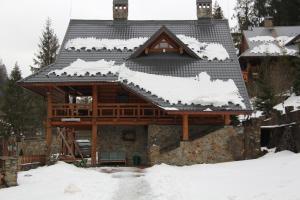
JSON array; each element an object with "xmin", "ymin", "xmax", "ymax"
[
  {"xmin": 49, "ymin": 59, "xmax": 245, "ymax": 108},
  {"xmin": 65, "ymin": 37, "xmax": 148, "ymax": 51},
  {"xmin": 251, "ymin": 43, "xmax": 297, "ymax": 55},
  {"xmin": 249, "ymin": 36, "xmax": 295, "ymax": 46},
  {"xmin": 273, "ymin": 94, "xmax": 300, "ymax": 114},
  {"xmin": 248, "ymin": 36, "xmax": 298, "ymax": 56},
  {"xmin": 176, "ymin": 35, "xmax": 229, "ymax": 60},
  {"xmin": 65, "ymin": 35, "xmax": 230, "ymax": 61}
]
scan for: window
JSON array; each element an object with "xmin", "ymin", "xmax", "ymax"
[{"xmin": 149, "ymin": 37, "xmax": 179, "ymax": 53}]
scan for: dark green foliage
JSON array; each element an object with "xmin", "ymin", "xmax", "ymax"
[
  {"xmin": 212, "ymin": 1, "xmax": 224, "ymax": 19},
  {"xmin": 1, "ymin": 63, "xmax": 46, "ymax": 137},
  {"xmin": 234, "ymin": 0, "xmax": 257, "ymax": 31},
  {"xmin": 31, "ymin": 18, "xmax": 59, "ymax": 73},
  {"xmin": 254, "ymin": 0, "xmax": 300, "ymax": 26},
  {"xmin": 293, "ymin": 47, "xmax": 300, "ymax": 95},
  {"xmin": 254, "ymin": 58, "xmax": 277, "ymax": 117}
]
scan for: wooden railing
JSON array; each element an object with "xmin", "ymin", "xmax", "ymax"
[
  {"xmin": 52, "ymin": 104, "xmax": 92, "ymax": 118},
  {"xmin": 19, "ymin": 155, "xmax": 46, "ymax": 165},
  {"xmin": 52, "ymin": 103, "xmax": 168, "ymax": 119}
]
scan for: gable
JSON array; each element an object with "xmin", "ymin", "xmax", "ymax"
[{"xmin": 129, "ymin": 26, "xmax": 200, "ymax": 59}]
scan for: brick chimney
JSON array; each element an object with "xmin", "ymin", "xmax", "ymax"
[
  {"xmin": 113, "ymin": 0, "xmax": 128, "ymax": 20},
  {"xmin": 197, "ymin": 0, "xmax": 212, "ymax": 19},
  {"xmin": 264, "ymin": 16, "xmax": 274, "ymax": 28}
]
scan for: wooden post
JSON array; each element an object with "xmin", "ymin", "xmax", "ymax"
[
  {"xmin": 182, "ymin": 114, "xmax": 189, "ymax": 141},
  {"xmin": 224, "ymin": 115, "xmax": 231, "ymax": 125},
  {"xmin": 46, "ymin": 91, "xmax": 52, "ymax": 154},
  {"xmin": 91, "ymin": 85, "xmax": 98, "ymax": 166}
]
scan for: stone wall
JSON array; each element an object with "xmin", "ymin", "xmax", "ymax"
[
  {"xmin": 148, "ymin": 126, "xmax": 246, "ymax": 166},
  {"xmin": 0, "ymin": 157, "xmax": 18, "ymax": 187},
  {"xmin": 98, "ymin": 125, "xmax": 148, "ymax": 165},
  {"xmin": 18, "ymin": 138, "xmax": 46, "ymax": 156}
]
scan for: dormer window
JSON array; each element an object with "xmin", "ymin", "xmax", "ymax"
[{"xmin": 147, "ymin": 35, "xmax": 181, "ymax": 54}]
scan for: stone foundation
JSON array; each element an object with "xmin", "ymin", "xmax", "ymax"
[
  {"xmin": 0, "ymin": 157, "xmax": 18, "ymax": 187},
  {"xmin": 98, "ymin": 125, "xmax": 148, "ymax": 165},
  {"xmin": 148, "ymin": 126, "xmax": 246, "ymax": 166}
]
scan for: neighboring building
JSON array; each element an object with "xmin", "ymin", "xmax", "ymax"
[
  {"xmin": 19, "ymin": 0, "xmax": 251, "ymax": 166},
  {"xmin": 239, "ymin": 17, "xmax": 300, "ymax": 94}
]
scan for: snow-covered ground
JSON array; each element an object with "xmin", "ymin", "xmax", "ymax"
[{"xmin": 1, "ymin": 151, "xmax": 300, "ymax": 200}]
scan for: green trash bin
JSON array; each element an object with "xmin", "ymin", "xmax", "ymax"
[{"xmin": 133, "ymin": 155, "xmax": 141, "ymax": 166}]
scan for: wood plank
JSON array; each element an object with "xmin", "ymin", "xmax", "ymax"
[
  {"xmin": 91, "ymin": 121, "xmax": 97, "ymax": 166},
  {"xmin": 46, "ymin": 91, "xmax": 52, "ymax": 154},
  {"xmin": 182, "ymin": 114, "xmax": 189, "ymax": 141},
  {"xmin": 224, "ymin": 115, "xmax": 231, "ymax": 125}
]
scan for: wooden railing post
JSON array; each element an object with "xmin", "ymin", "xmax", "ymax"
[
  {"xmin": 182, "ymin": 114, "xmax": 189, "ymax": 141},
  {"xmin": 46, "ymin": 90, "xmax": 52, "ymax": 155},
  {"xmin": 91, "ymin": 85, "xmax": 98, "ymax": 166}
]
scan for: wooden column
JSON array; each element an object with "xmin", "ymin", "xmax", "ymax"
[
  {"xmin": 224, "ymin": 115, "xmax": 231, "ymax": 125},
  {"xmin": 91, "ymin": 85, "xmax": 98, "ymax": 166},
  {"xmin": 182, "ymin": 114, "xmax": 189, "ymax": 141},
  {"xmin": 46, "ymin": 90, "xmax": 52, "ymax": 154}
]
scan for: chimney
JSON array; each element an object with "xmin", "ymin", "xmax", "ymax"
[
  {"xmin": 113, "ymin": 0, "xmax": 128, "ymax": 20},
  {"xmin": 264, "ymin": 16, "xmax": 273, "ymax": 28},
  {"xmin": 197, "ymin": 0, "xmax": 212, "ymax": 19}
]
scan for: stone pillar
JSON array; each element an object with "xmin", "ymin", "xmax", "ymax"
[
  {"xmin": 3, "ymin": 157, "xmax": 18, "ymax": 187},
  {"xmin": 148, "ymin": 145, "xmax": 160, "ymax": 166}
]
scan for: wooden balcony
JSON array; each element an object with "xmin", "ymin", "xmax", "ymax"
[{"xmin": 52, "ymin": 103, "xmax": 169, "ymax": 120}]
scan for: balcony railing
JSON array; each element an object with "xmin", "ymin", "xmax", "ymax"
[{"xmin": 52, "ymin": 103, "xmax": 169, "ymax": 119}]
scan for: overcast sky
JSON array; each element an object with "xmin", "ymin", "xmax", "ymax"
[{"xmin": 0, "ymin": 0, "xmax": 236, "ymax": 77}]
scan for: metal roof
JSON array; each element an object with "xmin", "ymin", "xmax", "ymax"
[
  {"xmin": 20, "ymin": 19, "xmax": 251, "ymax": 112},
  {"xmin": 240, "ymin": 26, "xmax": 300, "ymax": 58}
]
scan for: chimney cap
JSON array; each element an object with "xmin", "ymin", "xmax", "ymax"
[
  {"xmin": 197, "ymin": 0, "xmax": 212, "ymax": 3},
  {"xmin": 113, "ymin": 0, "xmax": 128, "ymax": 4}
]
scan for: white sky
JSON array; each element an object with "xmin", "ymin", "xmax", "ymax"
[{"xmin": 0, "ymin": 0, "xmax": 236, "ymax": 77}]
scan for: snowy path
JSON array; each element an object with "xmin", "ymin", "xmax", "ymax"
[{"xmin": 97, "ymin": 168, "xmax": 154, "ymax": 200}]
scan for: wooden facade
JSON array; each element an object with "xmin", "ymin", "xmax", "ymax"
[{"xmin": 21, "ymin": 82, "xmax": 247, "ymax": 166}]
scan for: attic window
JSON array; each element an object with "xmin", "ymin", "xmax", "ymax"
[{"xmin": 148, "ymin": 36, "xmax": 180, "ymax": 54}]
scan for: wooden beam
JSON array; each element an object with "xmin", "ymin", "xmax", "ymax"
[
  {"xmin": 224, "ymin": 115, "xmax": 231, "ymax": 125},
  {"xmin": 167, "ymin": 111, "xmax": 252, "ymax": 115},
  {"xmin": 91, "ymin": 85, "xmax": 98, "ymax": 166},
  {"xmin": 92, "ymin": 85, "xmax": 98, "ymax": 118},
  {"xmin": 182, "ymin": 114, "xmax": 189, "ymax": 141},
  {"xmin": 91, "ymin": 121, "xmax": 97, "ymax": 166},
  {"xmin": 46, "ymin": 91, "xmax": 52, "ymax": 154}
]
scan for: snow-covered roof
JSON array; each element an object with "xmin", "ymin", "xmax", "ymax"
[
  {"xmin": 241, "ymin": 26, "xmax": 300, "ymax": 58},
  {"xmin": 20, "ymin": 19, "xmax": 251, "ymax": 112},
  {"xmin": 50, "ymin": 59, "xmax": 245, "ymax": 109},
  {"xmin": 65, "ymin": 35, "xmax": 229, "ymax": 61},
  {"xmin": 273, "ymin": 94, "xmax": 300, "ymax": 114}
]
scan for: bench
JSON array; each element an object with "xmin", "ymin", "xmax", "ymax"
[{"xmin": 99, "ymin": 152, "xmax": 127, "ymax": 165}]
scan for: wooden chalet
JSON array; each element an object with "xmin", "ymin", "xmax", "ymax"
[
  {"xmin": 239, "ymin": 17, "xmax": 300, "ymax": 88},
  {"xmin": 19, "ymin": 0, "xmax": 251, "ymax": 166}
]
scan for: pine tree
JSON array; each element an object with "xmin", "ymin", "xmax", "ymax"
[
  {"xmin": 293, "ymin": 45, "xmax": 300, "ymax": 95},
  {"xmin": 0, "ymin": 60, "xmax": 8, "ymax": 106},
  {"xmin": 234, "ymin": 0, "xmax": 257, "ymax": 31},
  {"xmin": 31, "ymin": 18, "xmax": 59, "ymax": 72},
  {"xmin": 1, "ymin": 63, "xmax": 28, "ymax": 135},
  {"xmin": 254, "ymin": 57, "xmax": 276, "ymax": 117},
  {"xmin": 212, "ymin": 1, "xmax": 224, "ymax": 19}
]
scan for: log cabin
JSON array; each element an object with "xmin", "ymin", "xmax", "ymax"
[{"xmin": 19, "ymin": 0, "xmax": 251, "ymax": 166}]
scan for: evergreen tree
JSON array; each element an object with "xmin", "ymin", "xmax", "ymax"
[
  {"xmin": 234, "ymin": 0, "xmax": 257, "ymax": 31},
  {"xmin": 0, "ymin": 60, "xmax": 8, "ymax": 106},
  {"xmin": 0, "ymin": 63, "xmax": 45, "ymax": 137},
  {"xmin": 254, "ymin": 0, "xmax": 300, "ymax": 26},
  {"xmin": 31, "ymin": 18, "xmax": 59, "ymax": 72},
  {"xmin": 293, "ymin": 45, "xmax": 300, "ymax": 95},
  {"xmin": 1, "ymin": 63, "xmax": 28, "ymax": 135},
  {"xmin": 212, "ymin": 1, "xmax": 224, "ymax": 19},
  {"xmin": 254, "ymin": 57, "xmax": 276, "ymax": 117}
]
